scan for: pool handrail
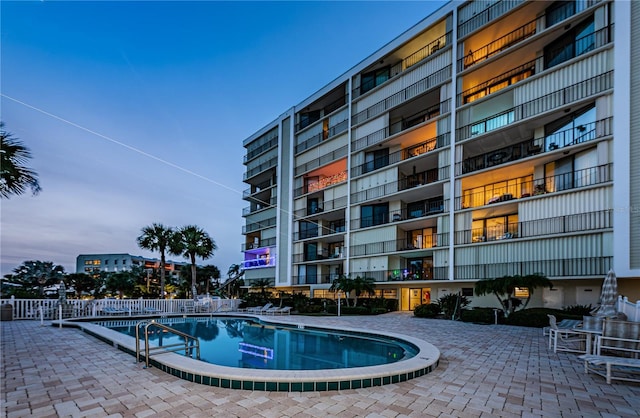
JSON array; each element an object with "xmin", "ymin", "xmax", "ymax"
[{"xmin": 135, "ymin": 319, "xmax": 200, "ymax": 367}]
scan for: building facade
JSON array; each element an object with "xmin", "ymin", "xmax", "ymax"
[
  {"xmin": 76, "ymin": 253, "xmax": 187, "ymax": 280},
  {"xmin": 241, "ymin": 0, "xmax": 639, "ymax": 310}
]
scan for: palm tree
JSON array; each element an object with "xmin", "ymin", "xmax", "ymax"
[
  {"xmin": 1, "ymin": 123, "xmax": 41, "ymax": 199},
  {"xmin": 12, "ymin": 260, "xmax": 64, "ymax": 296},
  {"xmin": 475, "ymin": 273, "xmax": 553, "ymax": 317},
  {"xmin": 250, "ymin": 278, "xmax": 273, "ymax": 301},
  {"xmin": 66, "ymin": 273, "xmax": 96, "ymax": 298},
  {"xmin": 105, "ymin": 271, "xmax": 135, "ymax": 299},
  {"xmin": 350, "ymin": 276, "xmax": 376, "ymax": 307},
  {"xmin": 137, "ymin": 223, "xmax": 181, "ymax": 299},
  {"xmin": 176, "ymin": 225, "xmax": 216, "ymax": 297},
  {"xmin": 329, "ymin": 275, "xmax": 355, "ymax": 306}
]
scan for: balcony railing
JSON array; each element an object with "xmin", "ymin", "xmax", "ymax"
[
  {"xmin": 293, "ymin": 172, "xmax": 348, "ymax": 199},
  {"xmin": 295, "ymin": 118, "xmax": 349, "ymax": 155},
  {"xmin": 294, "ymin": 145, "xmax": 348, "ymax": 176},
  {"xmin": 458, "ymin": 0, "xmax": 525, "ymax": 38},
  {"xmin": 458, "ymin": 59, "xmax": 537, "ymax": 106},
  {"xmin": 457, "ymin": 163, "xmax": 612, "ymax": 210},
  {"xmin": 293, "ymin": 249, "xmax": 345, "ymax": 263},
  {"xmin": 350, "ymin": 267, "xmax": 449, "ymax": 282},
  {"xmin": 352, "ymin": 66, "xmax": 451, "ymax": 126},
  {"xmin": 545, "ymin": 24, "xmax": 612, "ymax": 70},
  {"xmin": 352, "ymin": 133, "xmax": 450, "ymax": 178},
  {"xmin": 454, "ymin": 256, "xmax": 612, "ymax": 279},
  {"xmin": 242, "ymin": 257, "xmax": 276, "ymax": 270},
  {"xmin": 242, "ymin": 217, "xmax": 277, "ymax": 234},
  {"xmin": 293, "ymin": 196, "xmax": 348, "ymax": 219},
  {"xmin": 241, "ymin": 237, "xmax": 277, "ymax": 252},
  {"xmin": 350, "ymin": 199, "xmax": 447, "ymax": 230},
  {"xmin": 455, "ymin": 210, "xmax": 612, "ymax": 245},
  {"xmin": 242, "ymin": 197, "xmax": 277, "ymax": 216},
  {"xmin": 295, "ymin": 94, "xmax": 347, "ymax": 133},
  {"xmin": 457, "ymin": 71, "xmax": 613, "ymax": 141},
  {"xmin": 350, "ymin": 234, "xmax": 447, "ymax": 257},
  {"xmin": 243, "ymin": 156, "xmax": 278, "ymax": 181},
  {"xmin": 352, "ymin": 32, "xmax": 452, "ymax": 100},
  {"xmin": 291, "ymin": 274, "xmax": 338, "ymax": 285},
  {"xmin": 244, "ymin": 136, "xmax": 278, "ymax": 164},
  {"xmin": 293, "ymin": 224, "xmax": 345, "ymax": 241},
  {"xmin": 353, "ymin": 100, "xmax": 450, "ymax": 153},
  {"xmin": 351, "ymin": 166, "xmax": 448, "ymax": 205},
  {"xmin": 459, "ymin": 18, "xmax": 537, "ymax": 72},
  {"xmin": 457, "ymin": 117, "xmax": 612, "ymax": 175}
]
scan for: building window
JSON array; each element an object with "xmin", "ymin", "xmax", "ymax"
[
  {"xmin": 364, "ymin": 149, "xmax": 389, "ymax": 173},
  {"xmin": 545, "ymin": 1, "xmax": 575, "ymax": 28},
  {"xmin": 329, "ymin": 219, "xmax": 345, "ymax": 233},
  {"xmin": 472, "ymin": 214, "xmax": 518, "ymax": 242},
  {"xmin": 514, "ymin": 287, "xmax": 530, "ymax": 298},
  {"xmin": 545, "ymin": 105, "xmax": 596, "ymax": 150},
  {"xmin": 361, "ymin": 203, "xmax": 389, "ymax": 228},
  {"xmin": 114, "ymin": 260, "xmax": 118, "ymax": 265},
  {"xmin": 299, "ymin": 221, "xmax": 318, "ymax": 239},
  {"xmin": 360, "ymin": 66, "xmax": 390, "ymax": 95},
  {"xmin": 461, "ymin": 288, "xmax": 474, "ymax": 297},
  {"xmin": 544, "ymin": 17, "xmax": 594, "ymax": 69},
  {"xmin": 104, "ymin": 260, "xmax": 109, "ymax": 265},
  {"xmin": 299, "ymin": 109, "xmax": 321, "ymax": 130}
]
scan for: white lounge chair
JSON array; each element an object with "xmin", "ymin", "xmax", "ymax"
[
  {"xmin": 265, "ymin": 306, "xmax": 291, "ymax": 316},
  {"xmin": 247, "ymin": 303, "xmax": 273, "ymax": 314},
  {"xmin": 548, "ymin": 314, "xmax": 587, "ymax": 353}
]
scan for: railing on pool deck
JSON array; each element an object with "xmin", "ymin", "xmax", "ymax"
[
  {"xmin": 618, "ymin": 296, "xmax": 640, "ymax": 322},
  {"xmin": 0, "ymin": 296, "xmax": 243, "ymax": 320}
]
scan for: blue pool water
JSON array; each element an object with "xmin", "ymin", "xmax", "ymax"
[{"xmin": 101, "ymin": 316, "xmax": 417, "ymax": 370}]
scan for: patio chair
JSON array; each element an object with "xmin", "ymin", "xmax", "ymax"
[
  {"xmin": 548, "ymin": 314, "xmax": 588, "ymax": 353},
  {"xmin": 265, "ymin": 306, "xmax": 291, "ymax": 316},
  {"xmin": 247, "ymin": 303, "xmax": 273, "ymax": 314},
  {"xmin": 102, "ymin": 306, "xmax": 127, "ymax": 315},
  {"xmin": 143, "ymin": 307, "xmax": 162, "ymax": 314}
]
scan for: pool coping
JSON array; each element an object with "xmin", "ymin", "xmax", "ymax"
[{"xmin": 55, "ymin": 313, "xmax": 440, "ymax": 392}]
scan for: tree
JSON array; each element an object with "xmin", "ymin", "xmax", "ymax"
[
  {"xmin": 329, "ymin": 275, "xmax": 355, "ymax": 306},
  {"xmin": 250, "ymin": 278, "xmax": 273, "ymax": 301},
  {"xmin": 66, "ymin": 273, "xmax": 97, "ymax": 298},
  {"xmin": 474, "ymin": 273, "xmax": 553, "ymax": 317},
  {"xmin": 176, "ymin": 225, "xmax": 216, "ymax": 297},
  {"xmin": 105, "ymin": 271, "xmax": 135, "ymax": 299},
  {"xmin": 1, "ymin": 123, "xmax": 41, "ymax": 199},
  {"xmin": 349, "ymin": 276, "xmax": 376, "ymax": 307},
  {"xmin": 137, "ymin": 223, "xmax": 181, "ymax": 299},
  {"xmin": 11, "ymin": 260, "xmax": 64, "ymax": 296}
]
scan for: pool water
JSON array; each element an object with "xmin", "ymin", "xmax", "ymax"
[{"xmin": 102, "ymin": 316, "xmax": 417, "ymax": 370}]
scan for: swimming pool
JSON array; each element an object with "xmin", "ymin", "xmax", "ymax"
[
  {"xmin": 61, "ymin": 313, "xmax": 440, "ymax": 392},
  {"xmin": 104, "ymin": 316, "xmax": 417, "ymax": 370}
]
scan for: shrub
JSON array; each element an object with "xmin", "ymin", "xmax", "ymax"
[
  {"xmin": 326, "ymin": 305, "xmax": 370, "ymax": 315},
  {"xmin": 563, "ymin": 304, "xmax": 593, "ymax": 316},
  {"xmin": 438, "ymin": 293, "xmax": 470, "ymax": 319},
  {"xmin": 504, "ymin": 308, "xmax": 582, "ymax": 328},
  {"xmin": 414, "ymin": 303, "xmax": 441, "ymax": 318},
  {"xmin": 371, "ymin": 307, "xmax": 388, "ymax": 315},
  {"xmin": 460, "ymin": 308, "xmax": 499, "ymax": 324}
]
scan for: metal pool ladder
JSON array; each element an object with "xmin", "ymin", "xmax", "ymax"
[{"xmin": 135, "ymin": 319, "xmax": 200, "ymax": 368}]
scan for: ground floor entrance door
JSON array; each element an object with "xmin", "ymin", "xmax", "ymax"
[
  {"xmin": 401, "ymin": 287, "xmax": 431, "ymax": 311},
  {"xmin": 543, "ymin": 286, "xmax": 564, "ymax": 309}
]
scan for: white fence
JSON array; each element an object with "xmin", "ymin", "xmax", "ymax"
[
  {"xmin": 0, "ymin": 297, "xmax": 243, "ymax": 321},
  {"xmin": 618, "ymin": 296, "xmax": 640, "ymax": 322}
]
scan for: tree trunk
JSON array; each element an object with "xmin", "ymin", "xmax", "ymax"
[{"xmin": 160, "ymin": 252, "xmax": 166, "ymax": 299}]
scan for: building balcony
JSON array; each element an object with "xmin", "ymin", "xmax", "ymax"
[
  {"xmin": 457, "ymin": 0, "xmax": 526, "ymax": 38},
  {"xmin": 457, "ymin": 117, "xmax": 612, "ymax": 175},
  {"xmin": 243, "ymin": 156, "xmax": 278, "ymax": 181},
  {"xmin": 458, "ymin": 163, "xmax": 612, "ymax": 210},
  {"xmin": 295, "ymin": 118, "xmax": 348, "ymax": 155},
  {"xmin": 455, "ymin": 210, "xmax": 612, "ymax": 245},
  {"xmin": 293, "ymin": 196, "xmax": 347, "ymax": 220},
  {"xmin": 241, "ymin": 237, "xmax": 276, "ymax": 252},
  {"xmin": 352, "ymin": 66, "xmax": 451, "ymax": 126},
  {"xmin": 242, "ymin": 217, "xmax": 277, "ymax": 234},
  {"xmin": 351, "ymin": 166, "xmax": 448, "ymax": 205},
  {"xmin": 293, "ymin": 223, "xmax": 345, "ymax": 242},
  {"xmin": 454, "ymin": 256, "xmax": 612, "ymax": 280},
  {"xmin": 350, "ymin": 234, "xmax": 448, "ymax": 257},
  {"xmin": 456, "ymin": 71, "xmax": 613, "ymax": 141},
  {"xmin": 244, "ymin": 136, "xmax": 278, "ymax": 164},
  {"xmin": 242, "ymin": 256, "xmax": 276, "ymax": 270},
  {"xmin": 458, "ymin": 59, "xmax": 537, "ymax": 106},
  {"xmin": 295, "ymin": 146, "xmax": 348, "ymax": 177},
  {"xmin": 458, "ymin": 18, "xmax": 537, "ymax": 72},
  {"xmin": 350, "ymin": 267, "xmax": 449, "ymax": 282},
  {"xmin": 295, "ymin": 92, "xmax": 347, "ymax": 133},
  {"xmin": 291, "ymin": 273, "xmax": 338, "ymax": 286}
]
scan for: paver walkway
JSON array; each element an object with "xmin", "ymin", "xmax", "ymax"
[{"xmin": 2, "ymin": 313, "xmax": 639, "ymax": 417}]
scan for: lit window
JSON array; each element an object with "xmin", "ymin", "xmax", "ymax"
[{"xmin": 514, "ymin": 287, "xmax": 530, "ymax": 298}]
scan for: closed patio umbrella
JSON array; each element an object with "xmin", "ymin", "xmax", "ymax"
[
  {"xmin": 593, "ymin": 269, "xmax": 617, "ymax": 318},
  {"xmin": 58, "ymin": 281, "xmax": 67, "ymax": 304}
]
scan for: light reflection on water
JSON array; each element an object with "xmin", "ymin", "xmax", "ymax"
[{"xmin": 103, "ymin": 316, "xmax": 417, "ymax": 370}]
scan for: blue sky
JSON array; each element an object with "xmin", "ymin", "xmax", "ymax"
[{"xmin": 1, "ymin": 1, "xmax": 445, "ymax": 276}]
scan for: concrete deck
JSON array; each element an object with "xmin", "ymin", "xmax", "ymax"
[{"xmin": 2, "ymin": 312, "xmax": 639, "ymax": 417}]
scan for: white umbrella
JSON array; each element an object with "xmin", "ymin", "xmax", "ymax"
[
  {"xmin": 593, "ymin": 269, "xmax": 617, "ymax": 318},
  {"xmin": 58, "ymin": 281, "xmax": 67, "ymax": 304}
]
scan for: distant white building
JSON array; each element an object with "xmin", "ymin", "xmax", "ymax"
[{"xmin": 76, "ymin": 253, "xmax": 187, "ymax": 279}]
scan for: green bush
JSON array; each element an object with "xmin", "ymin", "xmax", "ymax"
[
  {"xmin": 414, "ymin": 303, "xmax": 441, "ymax": 318},
  {"xmin": 438, "ymin": 293, "xmax": 470, "ymax": 318},
  {"xmin": 371, "ymin": 307, "xmax": 388, "ymax": 315},
  {"xmin": 504, "ymin": 308, "xmax": 582, "ymax": 328},
  {"xmin": 563, "ymin": 304, "xmax": 593, "ymax": 316},
  {"xmin": 460, "ymin": 308, "xmax": 499, "ymax": 324}
]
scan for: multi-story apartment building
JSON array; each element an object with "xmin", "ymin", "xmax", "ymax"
[
  {"xmin": 76, "ymin": 253, "xmax": 187, "ymax": 280},
  {"xmin": 241, "ymin": 0, "xmax": 639, "ymax": 311}
]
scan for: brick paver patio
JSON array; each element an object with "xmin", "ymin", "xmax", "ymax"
[{"xmin": 2, "ymin": 312, "xmax": 639, "ymax": 417}]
